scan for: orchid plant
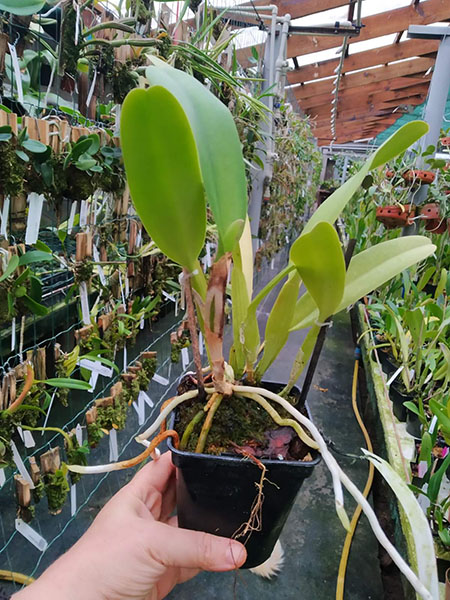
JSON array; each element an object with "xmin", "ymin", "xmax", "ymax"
[{"xmin": 68, "ymin": 60, "xmax": 441, "ymax": 598}]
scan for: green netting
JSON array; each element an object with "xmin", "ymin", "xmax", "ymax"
[{"xmin": 375, "ymin": 88, "xmax": 450, "ymax": 144}]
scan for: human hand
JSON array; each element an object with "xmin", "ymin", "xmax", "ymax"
[{"xmin": 14, "ymin": 451, "xmax": 247, "ymax": 600}]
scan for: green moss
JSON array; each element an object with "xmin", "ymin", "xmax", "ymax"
[
  {"xmin": 32, "ymin": 478, "xmax": 45, "ymax": 503},
  {"xmin": 0, "ymin": 139, "xmax": 26, "ymax": 197},
  {"xmin": 142, "ymin": 357, "xmax": 157, "ymax": 380},
  {"xmin": 87, "ymin": 422, "xmax": 104, "ymax": 447},
  {"xmin": 66, "ymin": 436, "xmax": 88, "ymax": 485},
  {"xmin": 66, "ymin": 165, "xmax": 94, "ymax": 200},
  {"xmin": 74, "ymin": 259, "xmax": 94, "ymax": 284},
  {"xmin": 60, "ymin": 3, "xmax": 80, "ymax": 78},
  {"xmin": 96, "ymin": 398, "xmax": 128, "ymax": 431},
  {"xmin": 44, "ymin": 468, "xmax": 70, "ymax": 513},
  {"xmin": 171, "ymin": 331, "xmax": 191, "ymax": 363},
  {"xmin": 136, "ymin": 368, "xmax": 150, "ymax": 391}
]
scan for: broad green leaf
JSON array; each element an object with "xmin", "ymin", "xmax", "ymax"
[
  {"xmin": 433, "ymin": 343, "xmax": 450, "ymax": 382},
  {"xmin": 417, "ymin": 266, "xmax": 435, "ymax": 291},
  {"xmin": 15, "ymin": 149, "xmax": 29, "ymax": 162},
  {"xmin": 121, "ymin": 86, "xmax": 205, "ymax": 271},
  {"xmin": 363, "ymin": 450, "xmax": 439, "ymax": 600},
  {"xmin": 18, "ymin": 250, "xmax": 55, "ymax": 266},
  {"xmin": 0, "ymin": 255, "xmax": 19, "ymax": 282},
  {"xmin": 290, "ymin": 222, "xmax": 345, "ymax": 320},
  {"xmin": 404, "ymin": 308, "xmax": 424, "ymax": 348},
  {"xmin": 22, "ymin": 138, "xmax": 47, "ymax": 153},
  {"xmin": 0, "ymin": 133, "xmax": 12, "ymax": 142},
  {"xmin": 145, "ymin": 59, "xmax": 247, "ymax": 255},
  {"xmin": 34, "ymin": 240, "xmax": 52, "ymax": 253},
  {"xmin": 85, "ymin": 133, "xmax": 100, "ymax": 155},
  {"xmin": 291, "ymin": 236, "xmax": 435, "ymax": 331},
  {"xmin": 75, "ymin": 155, "xmax": 97, "ymax": 171},
  {"xmin": 427, "ymin": 452, "xmax": 450, "ymax": 505},
  {"xmin": 22, "ymin": 294, "xmax": 48, "ymax": 316},
  {"xmin": 303, "ymin": 121, "xmax": 428, "ymax": 235},
  {"xmin": 256, "ymin": 271, "xmax": 301, "ymax": 378},
  {"xmin": 0, "ymin": 0, "xmax": 45, "ymax": 14},
  {"xmin": 418, "ymin": 431, "xmax": 432, "ymax": 467},
  {"xmin": 42, "ymin": 378, "xmax": 92, "ymax": 390}
]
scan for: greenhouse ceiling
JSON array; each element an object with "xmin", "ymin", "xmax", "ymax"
[{"xmin": 237, "ymin": 0, "xmax": 450, "ymax": 145}]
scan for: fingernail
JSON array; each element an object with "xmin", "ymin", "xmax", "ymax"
[{"xmin": 225, "ymin": 541, "xmax": 247, "ymax": 568}]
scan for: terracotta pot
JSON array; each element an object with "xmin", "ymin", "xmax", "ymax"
[
  {"xmin": 419, "ymin": 203, "xmax": 447, "ymax": 233},
  {"xmin": 376, "ymin": 205, "xmax": 415, "ymax": 229},
  {"xmin": 402, "ymin": 170, "xmax": 435, "ymax": 185},
  {"xmin": 440, "ymin": 136, "xmax": 450, "ymax": 147},
  {"xmin": 385, "ymin": 168, "xmax": 395, "ymax": 179}
]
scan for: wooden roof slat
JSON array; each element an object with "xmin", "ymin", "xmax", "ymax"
[
  {"xmin": 287, "ymin": 0, "xmax": 450, "ymax": 59},
  {"xmin": 299, "ymin": 77, "xmax": 430, "ymax": 110},
  {"xmin": 250, "ymin": 0, "xmax": 357, "ymax": 20},
  {"xmin": 294, "ymin": 57, "xmax": 433, "ymax": 99},
  {"xmin": 288, "ymin": 38, "xmax": 438, "ymax": 85},
  {"xmin": 312, "ymin": 118, "xmax": 398, "ymax": 139}
]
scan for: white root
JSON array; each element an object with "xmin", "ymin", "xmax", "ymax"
[{"xmin": 233, "ymin": 385, "xmax": 433, "ymax": 600}]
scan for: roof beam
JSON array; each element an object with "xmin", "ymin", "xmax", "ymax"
[
  {"xmin": 287, "ymin": 0, "xmax": 450, "ymax": 58},
  {"xmin": 312, "ymin": 115, "xmax": 399, "ymax": 135},
  {"xmin": 288, "ymin": 38, "xmax": 438, "ymax": 85},
  {"xmin": 298, "ymin": 77, "xmax": 430, "ymax": 110},
  {"xmin": 249, "ymin": 0, "xmax": 358, "ymax": 21},
  {"xmin": 294, "ymin": 57, "xmax": 433, "ymax": 99}
]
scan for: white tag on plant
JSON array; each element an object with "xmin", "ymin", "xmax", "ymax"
[
  {"xmin": 0, "ymin": 468, "xmax": 5, "ymax": 488},
  {"xmin": 429, "ymin": 415, "xmax": 438, "ymax": 435},
  {"xmin": 181, "ymin": 347, "xmax": 189, "ymax": 371},
  {"xmin": 79, "ymin": 281, "xmax": 90, "ymax": 325},
  {"xmin": 68, "ymin": 201, "xmax": 77, "ymax": 234},
  {"xmin": 42, "ymin": 391, "xmax": 56, "ymax": 430},
  {"xmin": 79, "ymin": 358, "xmax": 113, "ymax": 378},
  {"xmin": 11, "ymin": 317, "xmax": 15, "ymax": 352},
  {"xmin": 88, "ymin": 371, "xmax": 99, "ymax": 392},
  {"xmin": 11, "ymin": 441, "xmax": 34, "ymax": 489},
  {"xmin": 152, "ymin": 373, "xmax": 169, "ymax": 386},
  {"xmin": 0, "ymin": 195, "xmax": 10, "ymax": 238},
  {"xmin": 25, "ymin": 193, "xmax": 45, "ymax": 245},
  {"xmin": 70, "ymin": 483, "xmax": 77, "ymax": 517},
  {"xmin": 386, "ymin": 365, "xmax": 404, "ymax": 387},
  {"xmin": 271, "ymin": 258, "xmax": 275, "ymax": 270},
  {"xmin": 417, "ymin": 461, "xmax": 428, "ymax": 479},
  {"xmin": 75, "ymin": 423, "xmax": 83, "ymax": 445},
  {"xmin": 162, "ymin": 290, "xmax": 176, "ymax": 303},
  {"xmin": 79, "ymin": 200, "xmax": 87, "ymax": 228},
  {"xmin": 132, "ymin": 394, "xmax": 145, "ymax": 425},
  {"xmin": 15, "ymin": 519, "xmax": 48, "ymax": 552},
  {"xmin": 199, "ymin": 332, "xmax": 204, "ymax": 356},
  {"xmin": 125, "ymin": 276, "xmax": 129, "ymax": 298},
  {"xmin": 205, "ymin": 243, "xmax": 212, "ymax": 268},
  {"xmin": 118, "ymin": 270, "xmax": 126, "ymax": 306},
  {"xmin": 174, "ymin": 300, "xmax": 178, "ymax": 317},
  {"xmin": 123, "ymin": 346, "xmax": 127, "ymax": 371},
  {"xmin": 140, "ymin": 316, "xmax": 145, "ymax": 330},
  {"xmin": 92, "ymin": 246, "xmax": 106, "ymax": 286},
  {"xmin": 139, "ymin": 390, "xmax": 154, "ymax": 408},
  {"xmin": 8, "ymin": 44, "xmax": 24, "ymax": 103},
  {"xmin": 18, "ymin": 427, "xmax": 35, "ymax": 449},
  {"xmin": 109, "ymin": 428, "xmax": 119, "ymax": 462}
]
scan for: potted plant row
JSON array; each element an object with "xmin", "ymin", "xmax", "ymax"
[{"xmin": 67, "ymin": 60, "xmax": 440, "ymax": 597}]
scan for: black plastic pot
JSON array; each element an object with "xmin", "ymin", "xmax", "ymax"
[
  {"xmin": 389, "ymin": 383, "xmax": 412, "ymax": 422},
  {"xmin": 406, "ymin": 409, "xmax": 422, "ymax": 439},
  {"xmin": 168, "ymin": 382, "xmax": 320, "ymax": 569},
  {"xmin": 370, "ymin": 348, "xmax": 398, "ymax": 379}
]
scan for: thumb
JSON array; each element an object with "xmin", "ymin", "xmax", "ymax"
[{"xmin": 148, "ymin": 522, "xmax": 247, "ymax": 572}]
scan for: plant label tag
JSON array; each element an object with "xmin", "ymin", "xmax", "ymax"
[
  {"xmin": 16, "ymin": 427, "xmax": 35, "ymax": 449},
  {"xmin": 152, "ymin": 373, "xmax": 169, "ymax": 386},
  {"xmin": 92, "ymin": 246, "xmax": 106, "ymax": 286},
  {"xmin": 206, "ymin": 243, "xmax": 212, "ymax": 268},
  {"xmin": 0, "ymin": 468, "xmax": 5, "ymax": 488},
  {"xmin": 42, "ymin": 391, "xmax": 56, "ymax": 430},
  {"xmin": 199, "ymin": 332, "xmax": 204, "ymax": 356},
  {"xmin": 109, "ymin": 428, "xmax": 119, "ymax": 462},
  {"xmin": 68, "ymin": 201, "xmax": 77, "ymax": 234},
  {"xmin": 418, "ymin": 483, "xmax": 430, "ymax": 512},
  {"xmin": 118, "ymin": 270, "xmax": 126, "ymax": 306},
  {"xmin": 86, "ymin": 68, "xmax": 97, "ymax": 108},
  {"xmin": 11, "ymin": 441, "xmax": 34, "ymax": 489},
  {"xmin": 178, "ymin": 273, "xmax": 185, "ymax": 311},
  {"xmin": 0, "ymin": 195, "xmax": 9, "ymax": 238},
  {"xmin": 271, "ymin": 258, "xmax": 275, "ymax": 270},
  {"xmin": 417, "ymin": 461, "xmax": 428, "ymax": 479},
  {"xmin": 386, "ymin": 366, "xmax": 403, "ymax": 387},
  {"xmin": 181, "ymin": 347, "xmax": 189, "ymax": 371},
  {"xmin": 79, "ymin": 359, "xmax": 113, "ymax": 378},
  {"xmin": 75, "ymin": 424, "xmax": 83, "ymax": 445},
  {"xmin": 25, "ymin": 193, "xmax": 45, "ymax": 245},
  {"xmin": 135, "ymin": 229, "xmax": 142, "ymax": 248},
  {"xmin": 123, "ymin": 346, "xmax": 127, "ymax": 371},
  {"xmin": 8, "ymin": 44, "xmax": 24, "ymax": 104},
  {"xmin": 132, "ymin": 395, "xmax": 145, "ymax": 425},
  {"xmin": 79, "ymin": 282, "xmax": 90, "ymax": 325},
  {"xmin": 15, "ymin": 519, "xmax": 48, "ymax": 552},
  {"xmin": 70, "ymin": 483, "xmax": 77, "ymax": 516},
  {"xmin": 125, "ymin": 276, "xmax": 129, "ymax": 298},
  {"xmin": 11, "ymin": 317, "xmax": 15, "ymax": 351},
  {"xmin": 89, "ymin": 371, "xmax": 99, "ymax": 391},
  {"xmin": 285, "ymin": 235, "xmax": 289, "ymax": 244},
  {"xmin": 140, "ymin": 316, "xmax": 145, "ymax": 330},
  {"xmin": 139, "ymin": 390, "xmax": 154, "ymax": 408},
  {"xmin": 162, "ymin": 291, "xmax": 176, "ymax": 303},
  {"xmin": 428, "ymin": 415, "xmax": 438, "ymax": 435},
  {"xmin": 174, "ymin": 300, "xmax": 178, "ymax": 317},
  {"xmin": 79, "ymin": 200, "xmax": 88, "ymax": 228}
]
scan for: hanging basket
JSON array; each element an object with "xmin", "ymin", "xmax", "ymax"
[
  {"xmin": 385, "ymin": 169, "xmax": 395, "ymax": 179},
  {"xmin": 440, "ymin": 137, "xmax": 450, "ymax": 147},
  {"xmin": 376, "ymin": 205, "xmax": 416, "ymax": 229},
  {"xmin": 402, "ymin": 170, "xmax": 435, "ymax": 185},
  {"xmin": 419, "ymin": 203, "xmax": 447, "ymax": 234}
]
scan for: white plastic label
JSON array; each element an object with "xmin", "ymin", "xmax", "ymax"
[
  {"xmin": 270, "ymin": 258, "xmax": 275, "ymax": 270},
  {"xmin": 8, "ymin": 44, "xmax": 24, "ymax": 103},
  {"xmin": 152, "ymin": 373, "xmax": 169, "ymax": 386},
  {"xmin": 132, "ymin": 394, "xmax": 145, "ymax": 425},
  {"xmin": 42, "ymin": 391, "xmax": 56, "ymax": 430},
  {"xmin": 123, "ymin": 346, "xmax": 127, "ymax": 371},
  {"xmin": 11, "ymin": 317, "xmax": 15, "ymax": 351},
  {"xmin": 88, "ymin": 371, "xmax": 99, "ymax": 391},
  {"xmin": 386, "ymin": 366, "xmax": 404, "ymax": 387},
  {"xmin": 15, "ymin": 519, "xmax": 48, "ymax": 551},
  {"xmin": 68, "ymin": 201, "xmax": 77, "ymax": 234},
  {"xmin": 79, "ymin": 358, "xmax": 113, "ymax": 378},
  {"xmin": 92, "ymin": 246, "xmax": 106, "ymax": 286},
  {"xmin": 75, "ymin": 424, "xmax": 83, "ymax": 445},
  {"xmin": 199, "ymin": 332, "xmax": 204, "ymax": 356},
  {"xmin": 205, "ymin": 243, "xmax": 212, "ymax": 268},
  {"xmin": 79, "ymin": 200, "xmax": 88, "ymax": 228},
  {"xmin": 418, "ymin": 461, "xmax": 428, "ymax": 479},
  {"xmin": 17, "ymin": 427, "xmax": 35, "ymax": 449},
  {"xmin": 86, "ymin": 68, "xmax": 97, "ymax": 108},
  {"xmin": 140, "ymin": 316, "xmax": 145, "ymax": 330},
  {"xmin": 0, "ymin": 468, "xmax": 5, "ymax": 488},
  {"xmin": 70, "ymin": 483, "xmax": 77, "ymax": 516},
  {"xmin": 109, "ymin": 428, "xmax": 118, "ymax": 462},
  {"xmin": 11, "ymin": 441, "xmax": 34, "ymax": 489},
  {"xmin": 118, "ymin": 270, "xmax": 126, "ymax": 307},
  {"xmin": 162, "ymin": 290, "xmax": 176, "ymax": 303},
  {"xmin": 0, "ymin": 195, "xmax": 9, "ymax": 238},
  {"xmin": 181, "ymin": 347, "xmax": 189, "ymax": 370},
  {"xmin": 138, "ymin": 390, "xmax": 154, "ymax": 408},
  {"xmin": 25, "ymin": 193, "xmax": 45, "ymax": 245},
  {"xmin": 79, "ymin": 281, "xmax": 90, "ymax": 325}
]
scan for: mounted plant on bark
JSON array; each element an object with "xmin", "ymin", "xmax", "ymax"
[{"xmin": 68, "ymin": 60, "xmax": 440, "ymax": 597}]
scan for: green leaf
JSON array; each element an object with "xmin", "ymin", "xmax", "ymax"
[
  {"xmin": 85, "ymin": 133, "xmax": 100, "ymax": 156},
  {"xmin": 303, "ymin": 121, "xmax": 428, "ymax": 235},
  {"xmin": 290, "ymin": 222, "xmax": 345, "ymax": 320},
  {"xmin": 34, "ymin": 240, "xmax": 52, "ymax": 253},
  {"xmin": 0, "ymin": 0, "xmax": 45, "ymax": 15},
  {"xmin": 75, "ymin": 155, "xmax": 97, "ymax": 171},
  {"xmin": 291, "ymin": 236, "xmax": 435, "ymax": 331},
  {"xmin": 18, "ymin": 250, "xmax": 55, "ymax": 266},
  {"xmin": 42, "ymin": 378, "xmax": 92, "ymax": 390},
  {"xmin": 256, "ymin": 271, "xmax": 301, "ymax": 378},
  {"xmin": 22, "ymin": 294, "xmax": 48, "ymax": 316},
  {"xmin": 80, "ymin": 353, "xmax": 120, "ymax": 374},
  {"xmin": 0, "ymin": 255, "xmax": 19, "ymax": 282},
  {"xmin": 121, "ymin": 86, "xmax": 205, "ymax": 270},
  {"xmin": 363, "ymin": 450, "xmax": 439, "ymax": 599},
  {"xmin": 0, "ymin": 133, "xmax": 12, "ymax": 142},
  {"xmin": 144, "ymin": 59, "xmax": 247, "ymax": 255},
  {"xmin": 21, "ymin": 139, "xmax": 48, "ymax": 153},
  {"xmin": 15, "ymin": 149, "xmax": 29, "ymax": 162},
  {"xmin": 428, "ymin": 452, "xmax": 450, "ymax": 505}
]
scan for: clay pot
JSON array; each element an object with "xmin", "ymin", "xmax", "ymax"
[
  {"xmin": 402, "ymin": 170, "xmax": 435, "ymax": 185},
  {"xmin": 419, "ymin": 203, "xmax": 447, "ymax": 234},
  {"xmin": 376, "ymin": 205, "xmax": 415, "ymax": 229}
]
